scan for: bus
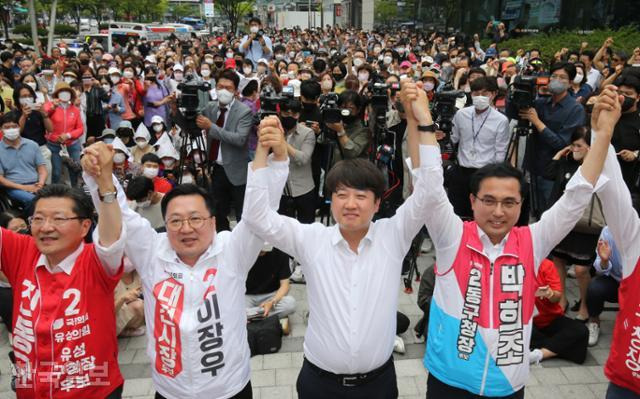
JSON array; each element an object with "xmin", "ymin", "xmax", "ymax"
[{"xmin": 180, "ymin": 17, "xmax": 205, "ymax": 30}]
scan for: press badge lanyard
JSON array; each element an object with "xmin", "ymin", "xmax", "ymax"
[{"xmin": 471, "ymin": 109, "xmax": 491, "ymax": 157}]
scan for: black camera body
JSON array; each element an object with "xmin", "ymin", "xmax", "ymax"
[
  {"xmin": 259, "ymin": 85, "xmax": 293, "ymax": 119},
  {"xmin": 509, "ymin": 75, "xmax": 538, "ymax": 111},
  {"xmin": 433, "ymin": 90, "xmax": 465, "ymax": 133},
  {"xmin": 178, "ymin": 80, "xmax": 211, "ymax": 138},
  {"xmin": 319, "ymin": 92, "xmax": 341, "ymax": 124}
]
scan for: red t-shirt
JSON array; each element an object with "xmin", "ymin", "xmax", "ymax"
[
  {"xmin": 533, "ymin": 259, "xmax": 564, "ymax": 328},
  {"xmin": 153, "ymin": 176, "xmax": 173, "ymax": 194},
  {"xmin": 0, "ymin": 228, "xmax": 123, "ymax": 399}
]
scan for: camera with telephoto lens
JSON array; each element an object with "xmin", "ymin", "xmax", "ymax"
[
  {"xmin": 259, "ymin": 84, "xmax": 293, "ymax": 120},
  {"xmin": 432, "ymin": 90, "xmax": 465, "ymax": 158}
]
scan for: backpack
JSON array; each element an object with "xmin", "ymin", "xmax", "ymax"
[{"xmin": 246, "ymin": 315, "xmax": 283, "ymax": 356}]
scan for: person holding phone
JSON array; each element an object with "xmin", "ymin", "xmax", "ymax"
[{"xmin": 529, "ymin": 258, "xmax": 589, "ymax": 364}]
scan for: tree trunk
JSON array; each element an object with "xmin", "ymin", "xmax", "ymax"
[
  {"xmin": 28, "ymin": 0, "xmax": 40, "ymax": 57},
  {"xmin": 47, "ymin": 0, "xmax": 58, "ymax": 56}
]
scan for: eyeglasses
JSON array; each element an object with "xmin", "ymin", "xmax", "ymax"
[
  {"xmin": 28, "ymin": 216, "xmax": 85, "ymax": 227},
  {"xmin": 473, "ymin": 195, "xmax": 521, "ymax": 209},
  {"xmin": 165, "ymin": 216, "xmax": 212, "ymax": 231}
]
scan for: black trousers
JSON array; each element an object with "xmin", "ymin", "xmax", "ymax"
[
  {"xmin": 426, "ymin": 374, "xmax": 524, "ymax": 399},
  {"xmin": 0, "ymin": 286, "xmax": 13, "ymax": 332},
  {"xmin": 606, "ymin": 382, "xmax": 640, "ymax": 399},
  {"xmin": 530, "ymin": 315, "xmax": 589, "ymax": 364},
  {"xmin": 446, "ymin": 165, "xmax": 477, "ymax": 220},
  {"xmin": 587, "ymin": 274, "xmax": 620, "ymax": 318},
  {"xmin": 278, "ymin": 189, "xmax": 316, "ymax": 224},
  {"xmin": 212, "ymin": 164, "xmax": 246, "ymax": 232},
  {"xmin": 106, "ymin": 384, "xmax": 123, "ymax": 399},
  {"xmin": 86, "ymin": 114, "xmax": 106, "ymax": 138},
  {"xmin": 297, "ymin": 359, "xmax": 398, "ymax": 399},
  {"xmin": 155, "ymin": 381, "xmax": 252, "ymax": 399}
]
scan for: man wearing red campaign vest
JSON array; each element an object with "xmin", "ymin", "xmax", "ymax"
[
  {"xmin": 420, "ymin": 86, "xmax": 620, "ymax": 398},
  {"xmin": 0, "ymin": 113, "xmax": 127, "ymax": 398},
  {"xmin": 596, "ymin": 84, "xmax": 640, "ymax": 398}
]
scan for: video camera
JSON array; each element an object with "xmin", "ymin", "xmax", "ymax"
[
  {"xmin": 432, "ymin": 90, "xmax": 465, "ymax": 158},
  {"xmin": 368, "ymin": 81, "xmax": 399, "ymax": 111},
  {"xmin": 508, "ymin": 75, "xmax": 538, "ymax": 111},
  {"xmin": 258, "ymin": 84, "xmax": 294, "ymax": 119},
  {"xmin": 319, "ymin": 92, "xmax": 341, "ymax": 124}
]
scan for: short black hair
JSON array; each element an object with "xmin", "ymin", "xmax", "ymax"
[
  {"xmin": 550, "ymin": 62, "xmax": 577, "ymax": 81},
  {"xmin": 0, "ymin": 210, "xmax": 23, "ymax": 228},
  {"xmin": 338, "ymin": 90, "xmax": 364, "ymax": 110},
  {"xmin": 470, "ymin": 76, "xmax": 497, "ymax": 93},
  {"xmin": 615, "ymin": 73, "xmax": 640, "ymax": 94},
  {"xmin": 161, "ymin": 184, "xmax": 215, "ymax": 218},
  {"xmin": 313, "ymin": 58, "xmax": 327, "ymax": 74},
  {"xmin": 470, "ymin": 163, "xmax": 525, "ymax": 198},
  {"xmin": 300, "ymin": 80, "xmax": 321, "ymax": 100},
  {"xmin": 581, "ymin": 50, "xmax": 595, "ymax": 61},
  {"xmin": 242, "ymin": 79, "xmax": 259, "ymax": 97},
  {"xmin": 141, "ymin": 153, "xmax": 162, "ymax": 165},
  {"xmin": 0, "ymin": 51, "xmax": 12, "ymax": 63},
  {"xmin": 468, "ymin": 67, "xmax": 486, "ymax": 78},
  {"xmin": 281, "ymin": 98, "xmax": 302, "ymax": 113},
  {"xmin": 0, "ymin": 111, "xmax": 20, "ymax": 126},
  {"xmin": 249, "ymin": 17, "xmax": 261, "ymax": 25},
  {"xmin": 571, "ymin": 126, "xmax": 591, "ymax": 144},
  {"xmin": 217, "ymin": 68, "xmax": 240, "ymax": 90},
  {"xmin": 326, "ymin": 159, "xmax": 386, "ymax": 200},
  {"xmin": 33, "ymin": 184, "xmax": 95, "ymax": 220},
  {"xmin": 126, "ymin": 176, "xmax": 155, "ymax": 201}
]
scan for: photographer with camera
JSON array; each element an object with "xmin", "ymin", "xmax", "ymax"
[
  {"xmin": 325, "ymin": 90, "xmax": 371, "ymax": 168},
  {"xmin": 240, "ymin": 18, "xmax": 273, "ymax": 68},
  {"xmin": 448, "ymin": 76, "xmax": 510, "ymax": 219},
  {"xmin": 517, "ymin": 62, "xmax": 586, "ymax": 216},
  {"xmin": 195, "ymin": 69, "xmax": 253, "ymax": 232}
]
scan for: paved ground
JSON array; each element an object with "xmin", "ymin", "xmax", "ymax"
[{"xmin": 0, "ymin": 244, "xmax": 616, "ymax": 399}]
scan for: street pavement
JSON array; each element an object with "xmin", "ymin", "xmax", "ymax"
[{"xmin": 0, "ymin": 244, "xmax": 615, "ymax": 399}]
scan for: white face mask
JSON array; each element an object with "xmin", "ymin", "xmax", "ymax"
[
  {"xmin": 472, "ymin": 95, "xmax": 491, "ymax": 111},
  {"xmin": 181, "ymin": 174, "xmax": 194, "ymax": 184},
  {"xmin": 173, "ymin": 72, "xmax": 183, "ymax": 82},
  {"xmin": 113, "ymin": 152, "xmax": 126, "ymax": 164},
  {"xmin": 358, "ymin": 73, "xmax": 369, "ymax": 83},
  {"xmin": 153, "ymin": 124, "xmax": 164, "ymax": 132},
  {"xmin": 423, "ymin": 81, "xmax": 435, "ymax": 92},
  {"xmin": 383, "ymin": 56, "xmax": 393, "ymax": 65},
  {"xmin": 123, "ymin": 70, "xmax": 134, "ymax": 79},
  {"xmin": 3, "ymin": 127, "xmax": 20, "ymax": 140},
  {"xmin": 102, "ymin": 84, "xmax": 111, "ymax": 92},
  {"xmin": 26, "ymin": 82, "xmax": 37, "ymax": 91},
  {"xmin": 573, "ymin": 73, "xmax": 584, "ymax": 84},
  {"xmin": 226, "ymin": 52, "xmax": 234, "ymax": 59},
  {"xmin": 201, "ymin": 69, "xmax": 211, "ymax": 78},
  {"xmin": 353, "ymin": 58, "xmax": 364, "ymax": 67},
  {"xmin": 287, "ymin": 71, "xmax": 297, "ymax": 79},
  {"xmin": 321, "ymin": 80, "xmax": 333, "ymax": 90},
  {"xmin": 289, "ymin": 51, "xmax": 296, "ymax": 59},
  {"xmin": 58, "ymin": 91, "xmax": 72, "ymax": 103},
  {"xmin": 136, "ymin": 140, "xmax": 148, "ymax": 149},
  {"xmin": 250, "ymin": 26, "xmax": 259, "ymax": 34},
  {"xmin": 19, "ymin": 97, "xmax": 34, "ymax": 107},
  {"xmin": 142, "ymin": 166, "xmax": 158, "ymax": 179},
  {"xmin": 243, "ymin": 67, "xmax": 253, "ymax": 76},
  {"xmin": 217, "ymin": 89, "xmax": 234, "ymax": 105},
  {"xmin": 111, "ymin": 75, "xmax": 121, "ymax": 84}
]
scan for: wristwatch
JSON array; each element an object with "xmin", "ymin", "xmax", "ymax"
[
  {"xmin": 99, "ymin": 191, "xmax": 117, "ymax": 203},
  {"xmin": 417, "ymin": 123, "xmax": 436, "ymax": 132}
]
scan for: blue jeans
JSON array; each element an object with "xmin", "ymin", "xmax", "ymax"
[
  {"xmin": 47, "ymin": 140, "xmax": 82, "ymax": 187},
  {"xmin": 606, "ymin": 383, "xmax": 640, "ymax": 399},
  {"xmin": 5, "ymin": 188, "xmax": 35, "ymax": 208}
]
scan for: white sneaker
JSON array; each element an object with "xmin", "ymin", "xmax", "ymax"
[
  {"xmin": 290, "ymin": 264, "xmax": 305, "ymax": 283},
  {"xmin": 529, "ymin": 348, "xmax": 543, "ymax": 365},
  {"xmin": 587, "ymin": 322, "xmax": 600, "ymax": 346},
  {"xmin": 393, "ymin": 336, "xmax": 405, "ymax": 354}
]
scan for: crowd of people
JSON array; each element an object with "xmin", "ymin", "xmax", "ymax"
[{"xmin": 0, "ymin": 16, "xmax": 639, "ymax": 399}]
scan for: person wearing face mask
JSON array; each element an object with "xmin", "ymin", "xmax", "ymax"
[
  {"xmin": 142, "ymin": 66, "xmax": 172, "ymax": 129},
  {"xmin": 101, "ymin": 78, "xmax": 126, "ymax": 130},
  {"xmin": 544, "ymin": 127, "xmax": 601, "ymax": 320},
  {"xmin": 569, "ymin": 62, "xmax": 593, "ymax": 104},
  {"xmin": 126, "ymin": 176, "xmax": 165, "ymax": 229},
  {"xmin": 111, "ymin": 136, "xmax": 137, "ymax": 186},
  {"xmin": 277, "ymin": 99, "xmax": 316, "ymax": 224},
  {"xmin": 240, "ymin": 17, "xmax": 273, "ymax": 68},
  {"xmin": 20, "ymin": 74, "xmax": 47, "ymax": 104},
  {"xmin": 516, "ymin": 62, "xmax": 587, "ymax": 217},
  {"xmin": 446, "ymin": 77, "xmax": 510, "ymax": 219},
  {"xmin": 79, "ymin": 68, "xmax": 110, "ymax": 144},
  {"xmin": 319, "ymin": 72, "xmax": 335, "ymax": 95},
  {"xmin": 131, "ymin": 122, "xmax": 154, "ymax": 164},
  {"xmin": 44, "ymin": 82, "xmax": 84, "ymax": 187},
  {"xmin": 192, "ymin": 69, "xmax": 253, "ymax": 231},
  {"xmin": 109, "ymin": 67, "xmax": 137, "ymax": 125},
  {"xmin": 331, "ymin": 63, "xmax": 348, "ymax": 94},
  {"xmin": 139, "ymin": 153, "xmax": 173, "ymax": 193},
  {"xmin": 147, "ymin": 114, "xmax": 168, "ymax": 146},
  {"xmin": 421, "ymin": 70, "xmax": 439, "ymax": 102},
  {"xmin": 122, "ymin": 64, "xmax": 146, "ymax": 128},
  {"xmin": 356, "ymin": 65, "xmax": 372, "ymax": 96},
  {"xmin": 325, "ymin": 90, "xmax": 371, "ymax": 168},
  {"xmin": 610, "ymin": 74, "xmax": 640, "ymax": 210},
  {"xmin": 0, "ymin": 112, "xmax": 47, "ymax": 210}
]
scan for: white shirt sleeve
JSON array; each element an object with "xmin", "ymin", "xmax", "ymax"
[
  {"xmin": 529, "ymin": 162, "xmax": 608, "ymax": 273},
  {"xmin": 494, "ymin": 115, "xmax": 511, "ymax": 163},
  {"xmin": 596, "ymin": 143, "xmax": 640, "ymax": 278},
  {"xmin": 421, "ymin": 145, "xmax": 464, "ymax": 273},
  {"xmin": 92, "ymin": 222, "xmax": 127, "ymax": 276}
]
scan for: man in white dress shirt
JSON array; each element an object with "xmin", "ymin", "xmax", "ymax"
[
  {"xmin": 448, "ymin": 76, "xmax": 510, "ymax": 219},
  {"xmin": 242, "ymin": 81, "xmax": 436, "ymax": 399}
]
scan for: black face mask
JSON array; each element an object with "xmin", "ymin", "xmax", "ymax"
[
  {"xmin": 281, "ymin": 115, "xmax": 298, "ymax": 131},
  {"xmin": 302, "ymin": 102, "xmax": 317, "ymax": 111},
  {"xmin": 342, "ymin": 114, "xmax": 357, "ymax": 124},
  {"xmin": 333, "ymin": 73, "xmax": 345, "ymax": 81},
  {"xmin": 622, "ymin": 95, "xmax": 637, "ymax": 113},
  {"xmin": 214, "ymin": 61, "xmax": 224, "ymax": 68}
]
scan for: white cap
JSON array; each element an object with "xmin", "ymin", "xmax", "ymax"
[
  {"xmin": 111, "ymin": 137, "xmax": 133, "ymax": 162},
  {"xmin": 257, "ymin": 58, "xmax": 268, "ymax": 65},
  {"xmin": 151, "ymin": 115, "xmax": 164, "ymax": 125},
  {"xmin": 173, "ymin": 63, "xmax": 184, "ymax": 72},
  {"xmin": 144, "ymin": 55, "xmax": 157, "ymax": 64},
  {"xmin": 107, "ymin": 67, "xmax": 121, "ymax": 75},
  {"xmin": 421, "ymin": 56, "xmax": 434, "ymax": 64},
  {"xmin": 133, "ymin": 123, "xmax": 151, "ymax": 142}
]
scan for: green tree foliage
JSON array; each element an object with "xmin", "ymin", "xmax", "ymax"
[{"xmin": 216, "ymin": 0, "xmax": 253, "ymax": 34}]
